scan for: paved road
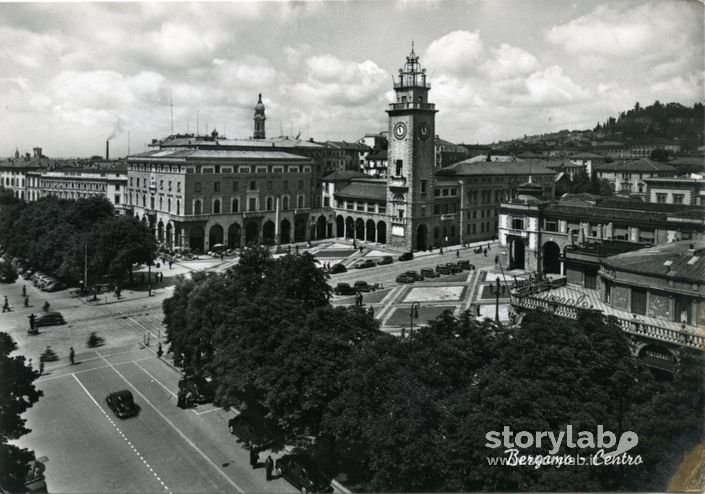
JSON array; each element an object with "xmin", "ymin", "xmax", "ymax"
[{"xmin": 17, "ymin": 345, "xmax": 297, "ymax": 494}]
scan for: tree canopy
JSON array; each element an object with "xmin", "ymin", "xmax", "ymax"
[{"xmin": 0, "ymin": 333, "xmax": 43, "ymax": 492}]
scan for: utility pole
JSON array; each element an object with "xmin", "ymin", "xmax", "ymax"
[{"xmin": 83, "ymin": 241, "xmax": 88, "ymax": 295}]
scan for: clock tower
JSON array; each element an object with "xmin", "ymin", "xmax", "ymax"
[{"xmin": 386, "ymin": 44, "xmax": 437, "ymax": 251}]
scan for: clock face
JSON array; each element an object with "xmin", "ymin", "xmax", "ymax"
[
  {"xmin": 393, "ymin": 122, "xmax": 407, "ymax": 140},
  {"xmin": 419, "ymin": 122, "xmax": 430, "ymax": 140}
]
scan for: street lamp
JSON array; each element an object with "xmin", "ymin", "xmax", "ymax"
[
  {"xmin": 409, "ymin": 302, "xmax": 420, "ymax": 337},
  {"xmin": 489, "ymin": 276, "xmax": 506, "ymax": 323}
]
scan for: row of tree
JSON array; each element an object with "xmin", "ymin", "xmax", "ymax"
[
  {"xmin": 0, "ymin": 188, "xmax": 155, "ymax": 287},
  {"xmin": 163, "ymin": 246, "xmax": 703, "ymax": 491}
]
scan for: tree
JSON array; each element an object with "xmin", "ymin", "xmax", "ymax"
[
  {"xmin": 0, "ymin": 333, "xmax": 42, "ymax": 492},
  {"xmin": 649, "ymin": 148, "xmax": 670, "ymax": 162},
  {"xmin": 0, "ymin": 261, "xmax": 18, "ymax": 283}
]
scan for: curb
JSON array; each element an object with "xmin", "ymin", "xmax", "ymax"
[{"xmin": 331, "ymin": 479, "xmax": 352, "ymax": 494}]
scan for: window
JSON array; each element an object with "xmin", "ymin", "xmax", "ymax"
[
  {"xmin": 176, "ymin": 200, "xmax": 180, "ymax": 215},
  {"xmin": 395, "ymin": 159, "xmax": 402, "ymax": 176},
  {"xmin": 442, "ymin": 188, "xmax": 449, "ymax": 196},
  {"xmin": 420, "ymin": 180, "xmax": 427, "ymax": 194},
  {"xmin": 159, "ymin": 180, "xmax": 164, "ymax": 189},
  {"xmin": 233, "ymin": 181, "xmax": 239, "ymax": 192},
  {"xmin": 136, "ymin": 178, "xmax": 140, "ymax": 187},
  {"xmin": 434, "ymin": 189, "xmax": 440, "ymax": 197},
  {"xmin": 168, "ymin": 181, "xmax": 171, "ymax": 191},
  {"xmin": 195, "ymin": 182, "xmax": 201, "ymax": 193},
  {"xmin": 177, "ymin": 183, "xmax": 181, "ymax": 192},
  {"xmin": 512, "ymin": 218, "xmax": 524, "ymax": 230},
  {"xmin": 283, "ymin": 196, "xmax": 289, "ymax": 210},
  {"xmin": 214, "ymin": 182, "xmax": 220, "ymax": 192},
  {"xmin": 450, "ymin": 188, "xmax": 457, "ymax": 196},
  {"xmin": 249, "ymin": 181, "xmax": 257, "ymax": 191},
  {"xmin": 194, "ymin": 200, "xmax": 201, "ymax": 215},
  {"xmin": 114, "ymin": 195, "xmax": 120, "ymax": 204},
  {"xmin": 357, "ymin": 202, "xmax": 364, "ymax": 211},
  {"xmin": 545, "ymin": 220, "xmax": 558, "ymax": 232},
  {"xmin": 266, "ymin": 197, "xmax": 273, "ymax": 210},
  {"xmin": 283, "ymin": 180, "xmax": 289, "ymax": 191},
  {"xmin": 248, "ymin": 197, "xmax": 257, "ymax": 211},
  {"xmin": 631, "ymin": 288, "xmax": 647, "ymax": 315},
  {"xmin": 115, "ymin": 184, "xmax": 120, "ymax": 191},
  {"xmin": 213, "ymin": 199, "xmax": 221, "ymax": 214},
  {"xmin": 656, "ymin": 193, "xmax": 667, "ymax": 203},
  {"xmin": 673, "ymin": 194, "xmax": 685, "ymax": 204},
  {"xmin": 130, "ymin": 177, "xmax": 133, "ymax": 186},
  {"xmin": 167, "ymin": 198, "xmax": 171, "ymax": 212},
  {"xmin": 298, "ymin": 195, "xmax": 304, "ymax": 208}
]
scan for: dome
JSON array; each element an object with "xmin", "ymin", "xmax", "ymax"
[{"xmin": 254, "ymin": 93, "xmax": 265, "ymax": 113}]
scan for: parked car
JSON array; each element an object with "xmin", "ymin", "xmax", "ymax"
[
  {"xmin": 457, "ymin": 260, "xmax": 475, "ymax": 271},
  {"xmin": 43, "ymin": 280, "xmax": 65, "ymax": 292},
  {"xmin": 34, "ymin": 311, "xmax": 66, "ymax": 327},
  {"xmin": 420, "ymin": 268, "xmax": 440, "ymax": 278},
  {"xmin": 106, "ymin": 390, "xmax": 139, "ymax": 418},
  {"xmin": 333, "ymin": 283, "xmax": 357, "ymax": 296},
  {"xmin": 436, "ymin": 264, "xmax": 453, "ymax": 275},
  {"xmin": 228, "ymin": 411, "xmax": 278, "ymax": 448},
  {"xmin": 330, "ymin": 263, "xmax": 347, "ymax": 274},
  {"xmin": 178, "ymin": 374, "xmax": 214, "ymax": 404},
  {"xmin": 354, "ymin": 259, "xmax": 376, "ymax": 269},
  {"xmin": 446, "ymin": 262, "xmax": 463, "ymax": 274},
  {"xmin": 399, "ymin": 252, "xmax": 414, "ymax": 261},
  {"xmin": 395, "ymin": 273, "xmax": 415, "ymax": 284},
  {"xmin": 353, "ymin": 281, "xmax": 378, "ymax": 292},
  {"xmin": 377, "ymin": 256, "xmax": 394, "ymax": 265},
  {"xmin": 275, "ymin": 454, "xmax": 334, "ymax": 494}
]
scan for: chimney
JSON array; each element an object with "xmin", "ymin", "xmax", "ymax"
[{"xmin": 106, "ymin": 140, "xmax": 110, "ymax": 161}]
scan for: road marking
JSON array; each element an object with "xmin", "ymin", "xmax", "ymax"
[
  {"xmin": 132, "ymin": 360, "xmax": 177, "ymax": 398},
  {"xmin": 36, "ymin": 355, "xmax": 159, "ymax": 384},
  {"xmin": 95, "ymin": 351, "xmax": 245, "ymax": 493},
  {"xmin": 193, "ymin": 407, "xmax": 223, "ymax": 416},
  {"xmin": 72, "ymin": 374, "xmax": 172, "ymax": 493}
]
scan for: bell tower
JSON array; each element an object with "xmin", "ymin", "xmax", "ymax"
[
  {"xmin": 253, "ymin": 93, "xmax": 266, "ymax": 139},
  {"xmin": 386, "ymin": 43, "xmax": 437, "ymax": 250}
]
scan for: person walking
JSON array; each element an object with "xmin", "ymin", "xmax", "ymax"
[
  {"xmin": 157, "ymin": 343, "xmax": 163, "ymax": 358},
  {"xmin": 39, "ymin": 358, "xmax": 44, "ymax": 376},
  {"xmin": 265, "ymin": 456, "xmax": 274, "ymax": 481},
  {"xmin": 69, "ymin": 347, "xmax": 75, "ymax": 365},
  {"xmin": 22, "ymin": 285, "xmax": 26, "ymax": 297},
  {"xmin": 2, "ymin": 295, "xmax": 9, "ymax": 312},
  {"xmin": 24, "ymin": 296, "xmax": 29, "ymax": 307},
  {"xmin": 249, "ymin": 447, "xmax": 259, "ymax": 468},
  {"xmin": 456, "ymin": 250, "xmax": 460, "ymax": 258},
  {"xmin": 483, "ymin": 248, "xmax": 487, "ymax": 257},
  {"xmin": 28, "ymin": 314, "xmax": 36, "ymax": 332}
]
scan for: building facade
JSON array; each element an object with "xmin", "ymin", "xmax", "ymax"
[
  {"xmin": 593, "ymin": 158, "xmax": 676, "ymax": 197},
  {"xmin": 644, "ymin": 175, "xmax": 704, "ymax": 206}
]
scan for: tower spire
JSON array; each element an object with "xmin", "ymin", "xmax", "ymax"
[{"xmin": 253, "ymin": 93, "xmax": 266, "ymax": 139}]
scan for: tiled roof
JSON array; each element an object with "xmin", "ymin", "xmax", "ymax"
[
  {"xmin": 602, "ymin": 240, "xmax": 705, "ymax": 283},
  {"xmin": 335, "ymin": 179, "xmax": 387, "ymax": 201},
  {"xmin": 569, "ymin": 152, "xmax": 605, "ymax": 160},
  {"xmin": 592, "ymin": 158, "xmax": 676, "ymax": 172},
  {"xmin": 366, "ymin": 150, "xmax": 387, "ymax": 161},
  {"xmin": 322, "ymin": 170, "xmax": 368, "ymax": 181},
  {"xmin": 128, "ymin": 149, "xmax": 312, "ymax": 162},
  {"xmin": 326, "ymin": 141, "xmax": 371, "ymax": 151},
  {"xmin": 543, "ymin": 199, "xmax": 703, "ymax": 225},
  {"xmin": 156, "ymin": 136, "xmax": 327, "ymax": 149},
  {"xmin": 437, "ymin": 160, "xmax": 556, "ymax": 176}
]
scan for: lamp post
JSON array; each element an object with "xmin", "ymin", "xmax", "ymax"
[
  {"xmin": 409, "ymin": 302, "xmax": 420, "ymax": 337},
  {"xmin": 148, "ymin": 261, "xmax": 152, "ymax": 297},
  {"xmin": 489, "ymin": 276, "xmax": 506, "ymax": 323}
]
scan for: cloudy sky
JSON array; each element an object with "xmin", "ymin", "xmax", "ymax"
[{"xmin": 1, "ymin": 0, "xmax": 703, "ymax": 158}]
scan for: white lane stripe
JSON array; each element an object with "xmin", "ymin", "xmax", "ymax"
[
  {"xmin": 95, "ymin": 350, "xmax": 245, "ymax": 493},
  {"xmin": 132, "ymin": 361, "xmax": 177, "ymax": 398},
  {"xmin": 193, "ymin": 407, "xmax": 223, "ymax": 416},
  {"xmin": 71, "ymin": 374, "xmax": 172, "ymax": 493}
]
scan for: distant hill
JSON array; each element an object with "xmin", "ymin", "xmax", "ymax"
[{"xmin": 493, "ymin": 101, "xmax": 704, "ymax": 151}]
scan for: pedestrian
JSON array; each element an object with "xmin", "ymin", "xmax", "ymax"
[
  {"xmin": 29, "ymin": 314, "xmax": 36, "ymax": 331},
  {"xmin": 250, "ymin": 447, "xmax": 259, "ymax": 468},
  {"xmin": 177, "ymin": 389, "xmax": 185, "ymax": 409},
  {"xmin": 169, "ymin": 260, "xmax": 173, "ymax": 269},
  {"xmin": 265, "ymin": 455, "xmax": 274, "ymax": 481},
  {"xmin": 353, "ymin": 239, "xmax": 357, "ymax": 249},
  {"xmin": 69, "ymin": 347, "xmax": 75, "ymax": 365},
  {"xmin": 494, "ymin": 254, "xmax": 499, "ymax": 265},
  {"xmin": 401, "ymin": 327, "xmax": 406, "ymax": 338},
  {"xmin": 487, "ymin": 243, "xmax": 491, "ymax": 251},
  {"xmin": 39, "ymin": 358, "xmax": 44, "ymax": 376},
  {"xmin": 456, "ymin": 250, "xmax": 460, "ymax": 258},
  {"xmin": 483, "ymin": 248, "xmax": 487, "ymax": 257},
  {"xmin": 440, "ymin": 247, "xmax": 443, "ymax": 255},
  {"xmin": 157, "ymin": 343, "xmax": 163, "ymax": 358},
  {"xmin": 159, "ymin": 272, "xmax": 164, "ymax": 283},
  {"xmin": 24, "ymin": 296, "xmax": 29, "ymax": 307},
  {"xmin": 359, "ymin": 246, "xmax": 364, "ymax": 254},
  {"xmin": 22, "ymin": 285, "xmax": 26, "ymax": 297},
  {"xmin": 295, "ymin": 245, "xmax": 299, "ymax": 254},
  {"xmin": 2, "ymin": 295, "xmax": 8, "ymax": 312}
]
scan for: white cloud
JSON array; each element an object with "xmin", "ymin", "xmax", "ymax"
[
  {"xmin": 479, "ymin": 44, "xmax": 539, "ymax": 79},
  {"xmin": 424, "ymin": 30, "xmax": 484, "ymax": 78}
]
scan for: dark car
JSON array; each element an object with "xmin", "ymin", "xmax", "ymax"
[
  {"xmin": 43, "ymin": 280, "xmax": 65, "ymax": 292},
  {"xmin": 395, "ymin": 273, "xmax": 415, "ymax": 284},
  {"xmin": 276, "ymin": 454, "xmax": 334, "ymax": 494},
  {"xmin": 420, "ymin": 268, "xmax": 440, "ymax": 278},
  {"xmin": 399, "ymin": 252, "xmax": 414, "ymax": 261},
  {"xmin": 330, "ymin": 263, "xmax": 347, "ymax": 274},
  {"xmin": 436, "ymin": 264, "xmax": 452, "ymax": 275},
  {"xmin": 457, "ymin": 260, "xmax": 475, "ymax": 271},
  {"xmin": 334, "ymin": 283, "xmax": 357, "ymax": 296},
  {"xmin": 377, "ymin": 256, "xmax": 394, "ymax": 265},
  {"xmin": 106, "ymin": 390, "xmax": 139, "ymax": 418},
  {"xmin": 404, "ymin": 270, "xmax": 424, "ymax": 281},
  {"xmin": 228, "ymin": 412, "xmax": 278, "ymax": 448},
  {"xmin": 34, "ymin": 311, "xmax": 65, "ymax": 327},
  {"xmin": 353, "ymin": 281, "xmax": 377, "ymax": 292},
  {"xmin": 446, "ymin": 262, "xmax": 463, "ymax": 274},
  {"xmin": 354, "ymin": 259, "xmax": 376, "ymax": 269},
  {"xmin": 179, "ymin": 375, "xmax": 215, "ymax": 404}
]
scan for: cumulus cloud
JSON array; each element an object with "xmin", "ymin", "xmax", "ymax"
[{"xmin": 425, "ymin": 30, "xmax": 484, "ymax": 77}]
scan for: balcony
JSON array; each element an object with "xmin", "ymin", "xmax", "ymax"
[
  {"xmin": 388, "ymin": 101, "xmax": 435, "ymax": 111},
  {"xmin": 440, "ymin": 213, "xmax": 456, "ymax": 221},
  {"xmin": 389, "ymin": 176, "xmax": 407, "ymax": 189},
  {"xmin": 391, "ymin": 217, "xmax": 406, "ymax": 226}
]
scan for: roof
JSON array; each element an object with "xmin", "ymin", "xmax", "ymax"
[
  {"xmin": 569, "ymin": 152, "xmax": 605, "ymax": 160},
  {"xmin": 366, "ymin": 149, "xmax": 387, "ymax": 161},
  {"xmin": 326, "ymin": 141, "xmax": 370, "ymax": 151},
  {"xmin": 128, "ymin": 149, "xmax": 312, "ymax": 162},
  {"xmin": 592, "ymin": 158, "xmax": 676, "ymax": 173},
  {"xmin": 335, "ymin": 179, "xmax": 387, "ymax": 201},
  {"xmin": 602, "ymin": 241, "xmax": 705, "ymax": 283},
  {"xmin": 154, "ymin": 135, "xmax": 327, "ymax": 150},
  {"xmin": 436, "ymin": 160, "xmax": 556, "ymax": 177},
  {"xmin": 541, "ymin": 197, "xmax": 703, "ymax": 225},
  {"xmin": 322, "ymin": 170, "xmax": 368, "ymax": 182}
]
